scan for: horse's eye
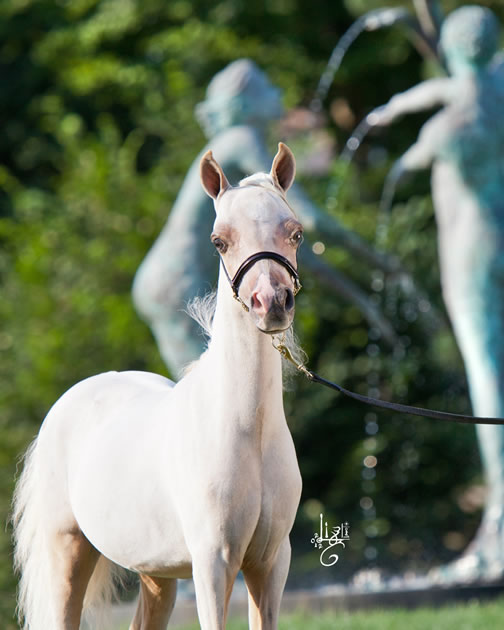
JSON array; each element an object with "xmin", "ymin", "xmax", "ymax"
[
  {"xmin": 291, "ymin": 230, "xmax": 304, "ymax": 247},
  {"xmin": 211, "ymin": 236, "xmax": 228, "ymax": 253}
]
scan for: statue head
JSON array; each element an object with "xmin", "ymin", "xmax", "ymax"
[
  {"xmin": 441, "ymin": 5, "xmax": 500, "ymax": 76},
  {"xmin": 195, "ymin": 59, "xmax": 284, "ymax": 138}
]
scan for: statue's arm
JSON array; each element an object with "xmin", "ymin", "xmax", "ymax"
[
  {"xmin": 287, "ymin": 184, "xmax": 400, "ymax": 274},
  {"xmin": 392, "ymin": 109, "xmax": 448, "ymax": 177},
  {"xmin": 211, "ymin": 127, "xmax": 399, "ymax": 272},
  {"xmin": 369, "ymin": 78, "xmax": 453, "ymax": 126},
  {"xmin": 300, "ymin": 244, "xmax": 397, "ymax": 346}
]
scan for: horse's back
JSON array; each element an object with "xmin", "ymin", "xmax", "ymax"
[
  {"xmin": 43, "ymin": 369, "xmax": 173, "ymax": 423},
  {"xmin": 37, "ymin": 369, "xmax": 177, "ymax": 475},
  {"xmin": 69, "ymin": 369, "xmax": 175, "ymax": 396}
]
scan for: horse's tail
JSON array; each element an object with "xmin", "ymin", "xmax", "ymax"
[
  {"xmin": 12, "ymin": 436, "xmax": 125, "ymax": 629},
  {"xmin": 82, "ymin": 556, "xmax": 126, "ymax": 629},
  {"xmin": 12, "ymin": 437, "xmax": 50, "ymax": 629}
]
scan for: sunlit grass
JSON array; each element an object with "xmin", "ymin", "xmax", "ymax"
[{"xmin": 117, "ymin": 596, "xmax": 504, "ymax": 629}]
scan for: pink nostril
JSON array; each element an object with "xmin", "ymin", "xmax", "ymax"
[
  {"xmin": 251, "ymin": 290, "xmax": 272, "ymax": 315},
  {"xmin": 251, "ymin": 274, "xmax": 276, "ymax": 314},
  {"xmin": 252, "ymin": 286, "xmax": 295, "ymax": 316},
  {"xmin": 251, "ymin": 291, "xmax": 262, "ymax": 311}
]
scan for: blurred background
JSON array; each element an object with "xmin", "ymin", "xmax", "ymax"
[{"xmin": 1, "ymin": 0, "xmax": 503, "ymax": 626}]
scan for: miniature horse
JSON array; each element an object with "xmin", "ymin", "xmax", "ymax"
[{"xmin": 13, "ymin": 143, "xmax": 303, "ymax": 629}]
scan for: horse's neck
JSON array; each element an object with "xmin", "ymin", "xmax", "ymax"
[{"xmin": 204, "ymin": 278, "xmax": 284, "ymax": 431}]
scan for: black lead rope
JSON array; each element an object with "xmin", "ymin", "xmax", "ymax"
[
  {"xmin": 272, "ymin": 338, "xmax": 504, "ymax": 426},
  {"xmin": 219, "ymin": 248, "xmax": 504, "ymax": 426}
]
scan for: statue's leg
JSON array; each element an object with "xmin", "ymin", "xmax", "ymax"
[
  {"xmin": 433, "ymin": 295, "xmax": 504, "ymax": 583},
  {"xmin": 472, "ymin": 422, "xmax": 504, "ymax": 574}
]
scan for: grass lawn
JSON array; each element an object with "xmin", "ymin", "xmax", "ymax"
[{"xmin": 170, "ymin": 597, "xmax": 504, "ymax": 630}]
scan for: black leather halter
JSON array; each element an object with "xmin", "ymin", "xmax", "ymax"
[{"xmin": 219, "ymin": 251, "xmax": 301, "ymax": 312}]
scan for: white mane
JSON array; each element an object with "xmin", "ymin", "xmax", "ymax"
[{"xmin": 185, "ymin": 292, "xmax": 216, "ymax": 341}]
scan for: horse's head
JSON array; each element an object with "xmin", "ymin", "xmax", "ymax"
[{"xmin": 200, "ymin": 143, "xmax": 303, "ymax": 333}]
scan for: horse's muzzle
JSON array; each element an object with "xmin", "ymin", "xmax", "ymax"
[{"xmin": 252, "ymin": 283, "xmax": 295, "ymax": 333}]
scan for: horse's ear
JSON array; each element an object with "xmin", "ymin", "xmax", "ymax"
[
  {"xmin": 270, "ymin": 142, "xmax": 296, "ymax": 194},
  {"xmin": 200, "ymin": 150, "xmax": 230, "ymax": 200}
]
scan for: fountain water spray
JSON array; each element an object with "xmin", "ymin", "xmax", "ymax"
[{"xmin": 310, "ymin": 8, "xmax": 410, "ymax": 113}]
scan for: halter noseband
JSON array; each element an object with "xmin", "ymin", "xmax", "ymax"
[{"xmin": 219, "ymin": 251, "xmax": 302, "ymax": 312}]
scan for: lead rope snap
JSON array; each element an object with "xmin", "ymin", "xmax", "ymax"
[
  {"xmin": 233, "ymin": 293, "xmax": 250, "ymax": 312},
  {"xmin": 272, "ymin": 333, "xmax": 313, "ymax": 379}
]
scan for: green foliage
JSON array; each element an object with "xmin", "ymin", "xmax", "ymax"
[{"xmin": 2, "ymin": 0, "xmax": 504, "ymax": 625}]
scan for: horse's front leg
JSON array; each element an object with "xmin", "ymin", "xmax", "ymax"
[
  {"xmin": 192, "ymin": 546, "xmax": 241, "ymax": 630},
  {"xmin": 243, "ymin": 538, "xmax": 291, "ymax": 630}
]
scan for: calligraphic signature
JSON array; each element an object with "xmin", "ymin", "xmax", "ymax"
[{"xmin": 311, "ymin": 513, "xmax": 350, "ymax": 567}]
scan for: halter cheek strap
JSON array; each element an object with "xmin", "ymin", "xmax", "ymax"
[{"xmin": 219, "ymin": 251, "xmax": 302, "ymax": 312}]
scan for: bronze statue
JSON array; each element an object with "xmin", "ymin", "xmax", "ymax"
[{"xmin": 368, "ymin": 5, "xmax": 504, "ymax": 582}]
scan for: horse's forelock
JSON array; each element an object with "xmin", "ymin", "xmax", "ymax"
[{"xmin": 238, "ymin": 172, "xmax": 285, "ymax": 195}]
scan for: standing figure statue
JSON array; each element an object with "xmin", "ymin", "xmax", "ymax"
[
  {"xmin": 369, "ymin": 5, "xmax": 504, "ymax": 582},
  {"xmin": 133, "ymin": 59, "xmax": 400, "ymax": 377}
]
